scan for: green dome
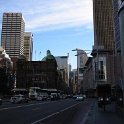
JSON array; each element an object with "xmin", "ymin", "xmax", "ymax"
[{"xmin": 42, "ymin": 50, "xmax": 56, "ymax": 62}]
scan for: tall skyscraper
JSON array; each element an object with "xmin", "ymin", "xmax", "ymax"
[
  {"xmin": 112, "ymin": 0, "xmax": 123, "ymax": 89},
  {"xmin": 112, "ymin": 0, "xmax": 122, "ymax": 53},
  {"xmin": 93, "ymin": 0, "xmax": 115, "ymax": 50},
  {"xmin": 77, "ymin": 49, "xmax": 88, "ymax": 69},
  {"xmin": 1, "ymin": 12, "xmax": 25, "ymax": 58},
  {"xmin": 92, "ymin": 0, "xmax": 116, "ymax": 86},
  {"xmin": 24, "ymin": 32, "xmax": 33, "ymax": 61},
  {"xmin": 55, "ymin": 56, "xmax": 69, "ymax": 86}
]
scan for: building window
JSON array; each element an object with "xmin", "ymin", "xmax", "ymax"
[
  {"xmin": 95, "ymin": 60, "xmax": 105, "ymax": 80},
  {"xmin": 98, "ymin": 61, "xmax": 105, "ymax": 80}
]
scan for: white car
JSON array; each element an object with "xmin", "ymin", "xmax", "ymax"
[
  {"xmin": 76, "ymin": 95, "xmax": 84, "ymax": 101},
  {"xmin": 10, "ymin": 94, "xmax": 28, "ymax": 103},
  {"xmin": 37, "ymin": 93, "xmax": 48, "ymax": 101}
]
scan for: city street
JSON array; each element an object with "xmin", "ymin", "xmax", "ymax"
[
  {"xmin": 0, "ymin": 1, "xmax": 124, "ymax": 124},
  {"xmin": 0, "ymin": 98, "xmax": 93, "ymax": 124}
]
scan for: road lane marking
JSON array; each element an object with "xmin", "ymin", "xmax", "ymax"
[
  {"xmin": 81, "ymin": 109, "xmax": 90, "ymax": 124},
  {"xmin": 31, "ymin": 102, "xmax": 81, "ymax": 124},
  {"xmin": 0, "ymin": 101, "xmax": 56, "ymax": 111},
  {"xmin": 31, "ymin": 111, "xmax": 60, "ymax": 124},
  {"xmin": 0, "ymin": 100, "xmax": 75, "ymax": 112}
]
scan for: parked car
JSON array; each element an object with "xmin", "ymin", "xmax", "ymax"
[
  {"xmin": 66, "ymin": 94, "xmax": 73, "ymax": 98},
  {"xmin": 10, "ymin": 94, "xmax": 29, "ymax": 103},
  {"xmin": 37, "ymin": 93, "xmax": 48, "ymax": 101},
  {"xmin": 50, "ymin": 93, "xmax": 60, "ymax": 101},
  {"xmin": 96, "ymin": 84, "xmax": 111, "ymax": 109},
  {"xmin": 76, "ymin": 95, "xmax": 84, "ymax": 101},
  {"xmin": 0, "ymin": 98, "xmax": 2, "ymax": 105},
  {"xmin": 82, "ymin": 94, "xmax": 87, "ymax": 99},
  {"xmin": 73, "ymin": 95, "xmax": 78, "ymax": 99}
]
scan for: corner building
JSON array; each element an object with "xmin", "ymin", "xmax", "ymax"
[
  {"xmin": 1, "ymin": 13, "xmax": 25, "ymax": 58},
  {"xmin": 92, "ymin": 0, "xmax": 116, "ymax": 87}
]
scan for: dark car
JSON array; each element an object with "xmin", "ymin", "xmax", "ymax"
[
  {"xmin": 50, "ymin": 93, "xmax": 60, "ymax": 101},
  {"xmin": 97, "ymin": 97, "xmax": 111, "ymax": 107}
]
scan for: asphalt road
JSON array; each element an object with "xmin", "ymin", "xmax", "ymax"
[{"xmin": 0, "ymin": 99, "xmax": 93, "ymax": 124}]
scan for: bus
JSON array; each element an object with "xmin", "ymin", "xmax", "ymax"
[
  {"xmin": 29, "ymin": 87, "xmax": 62, "ymax": 100},
  {"xmin": 36, "ymin": 88, "xmax": 61, "ymax": 100},
  {"xmin": 29, "ymin": 87, "xmax": 42, "ymax": 100},
  {"xmin": 46, "ymin": 89, "xmax": 61, "ymax": 100},
  {"xmin": 41, "ymin": 89, "xmax": 60, "ymax": 95}
]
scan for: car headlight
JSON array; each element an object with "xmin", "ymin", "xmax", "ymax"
[
  {"xmin": 98, "ymin": 97, "xmax": 103, "ymax": 101},
  {"xmin": 106, "ymin": 98, "xmax": 109, "ymax": 101},
  {"xmin": 119, "ymin": 98, "xmax": 123, "ymax": 101}
]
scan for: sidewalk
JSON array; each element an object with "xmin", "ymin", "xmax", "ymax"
[{"xmin": 84, "ymin": 101, "xmax": 124, "ymax": 124}]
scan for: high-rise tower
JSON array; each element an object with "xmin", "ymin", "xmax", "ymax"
[
  {"xmin": 24, "ymin": 32, "xmax": 33, "ymax": 61},
  {"xmin": 1, "ymin": 12, "xmax": 25, "ymax": 58},
  {"xmin": 113, "ymin": 0, "xmax": 122, "ymax": 53},
  {"xmin": 92, "ymin": 0, "xmax": 116, "ymax": 86},
  {"xmin": 93, "ymin": 0, "xmax": 115, "ymax": 50}
]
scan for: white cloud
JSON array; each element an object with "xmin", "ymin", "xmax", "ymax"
[
  {"xmin": 1, "ymin": 0, "xmax": 93, "ymax": 32},
  {"xmin": 24, "ymin": 0, "xmax": 93, "ymax": 32}
]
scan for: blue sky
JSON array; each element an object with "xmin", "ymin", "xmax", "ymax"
[{"xmin": 0, "ymin": 0, "xmax": 94, "ymax": 69}]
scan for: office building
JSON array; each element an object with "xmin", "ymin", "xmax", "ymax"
[
  {"xmin": 1, "ymin": 12, "xmax": 25, "ymax": 58},
  {"xmin": 16, "ymin": 60, "xmax": 57, "ymax": 89},
  {"xmin": 93, "ymin": 0, "xmax": 115, "ymax": 50},
  {"xmin": 92, "ymin": 0, "xmax": 116, "ymax": 86},
  {"xmin": 112, "ymin": 0, "xmax": 123, "ymax": 88},
  {"xmin": 77, "ymin": 49, "xmax": 88, "ymax": 74},
  {"xmin": 113, "ymin": 0, "xmax": 122, "ymax": 53},
  {"xmin": 55, "ymin": 56, "xmax": 69, "ymax": 86},
  {"xmin": 118, "ymin": 0, "xmax": 124, "ymax": 112},
  {"xmin": 76, "ymin": 49, "xmax": 88, "ymax": 93},
  {"xmin": 24, "ymin": 32, "xmax": 33, "ymax": 61}
]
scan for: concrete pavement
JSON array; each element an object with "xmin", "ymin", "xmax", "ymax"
[{"xmin": 83, "ymin": 100, "xmax": 123, "ymax": 124}]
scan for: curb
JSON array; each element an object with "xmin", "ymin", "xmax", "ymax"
[{"xmin": 83, "ymin": 101, "xmax": 96, "ymax": 124}]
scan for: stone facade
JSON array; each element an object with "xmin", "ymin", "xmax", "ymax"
[{"xmin": 16, "ymin": 61, "xmax": 58, "ymax": 89}]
